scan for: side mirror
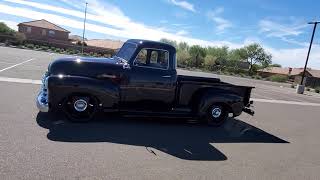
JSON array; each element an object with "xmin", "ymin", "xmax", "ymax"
[{"xmin": 123, "ymin": 63, "xmax": 131, "ymax": 70}]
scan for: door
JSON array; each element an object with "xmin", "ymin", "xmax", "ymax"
[{"xmin": 120, "ymin": 48, "xmax": 176, "ymax": 111}]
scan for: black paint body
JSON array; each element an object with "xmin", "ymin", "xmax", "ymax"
[{"xmin": 47, "ymin": 39, "xmax": 253, "ymax": 118}]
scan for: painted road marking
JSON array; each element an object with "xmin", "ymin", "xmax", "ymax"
[
  {"xmin": 252, "ymin": 98, "xmax": 320, "ymax": 107},
  {"xmin": 0, "ymin": 76, "xmax": 41, "ymax": 85},
  {"xmin": 0, "ymin": 58, "xmax": 34, "ymax": 73}
]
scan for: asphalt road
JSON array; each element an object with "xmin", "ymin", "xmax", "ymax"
[{"xmin": 1, "ymin": 46, "xmax": 320, "ymax": 179}]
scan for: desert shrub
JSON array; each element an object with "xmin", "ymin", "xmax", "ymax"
[{"xmin": 268, "ymin": 75, "xmax": 288, "ymax": 83}]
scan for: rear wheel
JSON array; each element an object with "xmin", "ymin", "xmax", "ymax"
[
  {"xmin": 64, "ymin": 95, "xmax": 98, "ymax": 122},
  {"xmin": 206, "ymin": 104, "xmax": 228, "ymax": 126}
]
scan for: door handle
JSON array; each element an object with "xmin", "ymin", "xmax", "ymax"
[{"xmin": 162, "ymin": 75, "xmax": 171, "ymax": 78}]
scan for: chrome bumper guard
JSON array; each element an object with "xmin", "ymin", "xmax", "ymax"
[{"xmin": 36, "ymin": 75, "xmax": 49, "ymax": 112}]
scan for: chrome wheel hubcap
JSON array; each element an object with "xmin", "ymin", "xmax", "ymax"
[
  {"xmin": 74, "ymin": 99, "xmax": 87, "ymax": 112},
  {"xmin": 211, "ymin": 107, "xmax": 222, "ymax": 118}
]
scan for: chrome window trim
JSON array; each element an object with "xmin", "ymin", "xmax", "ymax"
[
  {"xmin": 115, "ymin": 42, "xmax": 138, "ymax": 61},
  {"xmin": 133, "ymin": 48, "xmax": 170, "ymax": 70}
]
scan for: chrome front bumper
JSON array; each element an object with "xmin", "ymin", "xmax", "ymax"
[{"xmin": 36, "ymin": 75, "xmax": 49, "ymax": 112}]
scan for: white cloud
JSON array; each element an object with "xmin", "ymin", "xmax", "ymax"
[
  {"xmin": 266, "ymin": 45, "xmax": 320, "ymax": 68},
  {"xmin": 176, "ymin": 30, "xmax": 189, "ymax": 36},
  {"xmin": 0, "ymin": 19, "xmax": 18, "ymax": 30},
  {"xmin": 0, "ymin": 2, "xmax": 240, "ymax": 48},
  {"xmin": 169, "ymin": 0, "xmax": 196, "ymax": 12},
  {"xmin": 207, "ymin": 7, "xmax": 232, "ymax": 32},
  {"xmin": 259, "ymin": 19, "xmax": 309, "ymax": 46}
]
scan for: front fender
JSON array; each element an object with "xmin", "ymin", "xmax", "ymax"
[
  {"xmin": 47, "ymin": 75, "xmax": 120, "ymax": 109},
  {"xmin": 198, "ymin": 90, "xmax": 244, "ymax": 117}
]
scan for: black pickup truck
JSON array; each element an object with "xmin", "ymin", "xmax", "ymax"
[{"xmin": 37, "ymin": 39, "xmax": 254, "ymax": 126}]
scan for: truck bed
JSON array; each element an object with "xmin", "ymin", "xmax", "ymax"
[{"xmin": 177, "ymin": 69, "xmax": 220, "ymax": 83}]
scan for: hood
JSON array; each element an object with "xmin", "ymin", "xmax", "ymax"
[{"xmin": 48, "ymin": 57, "xmax": 124, "ymax": 78}]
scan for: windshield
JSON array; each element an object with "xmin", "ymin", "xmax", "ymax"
[{"xmin": 115, "ymin": 42, "xmax": 137, "ymax": 61}]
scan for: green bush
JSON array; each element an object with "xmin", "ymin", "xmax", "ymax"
[
  {"xmin": 25, "ymin": 43, "xmax": 34, "ymax": 49},
  {"xmin": 55, "ymin": 48, "xmax": 61, "ymax": 53},
  {"xmin": 41, "ymin": 46, "xmax": 49, "ymax": 50},
  {"xmin": 268, "ymin": 75, "xmax": 288, "ymax": 83},
  {"xmin": 253, "ymin": 75, "xmax": 262, "ymax": 79}
]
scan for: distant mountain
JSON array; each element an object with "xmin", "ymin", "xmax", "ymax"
[{"xmin": 85, "ymin": 39, "xmax": 124, "ymax": 50}]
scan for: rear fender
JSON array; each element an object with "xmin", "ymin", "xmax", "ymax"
[
  {"xmin": 47, "ymin": 75, "xmax": 120, "ymax": 109},
  {"xmin": 198, "ymin": 90, "xmax": 244, "ymax": 117}
]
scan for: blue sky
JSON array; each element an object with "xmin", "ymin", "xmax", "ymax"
[{"xmin": 0, "ymin": 0, "xmax": 320, "ymax": 68}]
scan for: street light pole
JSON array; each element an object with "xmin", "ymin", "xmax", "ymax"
[
  {"xmin": 300, "ymin": 21, "xmax": 319, "ymax": 85},
  {"xmin": 81, "ymin": 2, "xmax": 88, "ymax": 55}
]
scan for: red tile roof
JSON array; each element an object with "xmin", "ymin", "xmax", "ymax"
[{"xmin": 18, "ymin": 19, "xmax": 70, "ymax": 33}]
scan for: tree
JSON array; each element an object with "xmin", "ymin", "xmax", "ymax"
[
  {"xmin": 204, "ymin": 55, "xmax": 217, "ymax": 71},
  {"xmin": 0, "ymin": 22, "xmax": 15, "ymax": 35},
  {"xmin": 176, "ymin": 50, "xmax": 191, "ymax": 67},
  {"xmin": 206, "ymin": 46, "xmax": 229, "ymax": 71},
  {"xmin": 177, "ymin": 42, "xmax": 189, "ymax": 52},
  {"xmin": 243, "ymin": 43, "xmax": 272, "ymax": 74},
  {"xmin": 160, "ymin": 38, "xmax": 177, "ymax": 48},
  {"xmin": 270, "ymin": 63, "xmax": 282, "ymax": 67},
  {"xmin": 189, "ymin": 45, "xmax": 206, "ymax": 68}
]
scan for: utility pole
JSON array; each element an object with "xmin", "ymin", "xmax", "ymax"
[
  {"xmin": 297, "ymin": 21, "xmax": 319, "ymax": 94},
  {"xmin": 81, "ymin": 2, "xmax": 88, "ymax": 55}
]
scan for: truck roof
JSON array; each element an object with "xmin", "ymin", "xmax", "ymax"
[{"xmin": 127, "ymin": 39, "xmax": 176, "ymax": 52}]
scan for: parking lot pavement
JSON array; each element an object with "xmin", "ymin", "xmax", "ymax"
[
  {"xmin": 1, "ymin": 81, "xmax": 320, "ymax": 179},
  {"xmin": 0, "ymin": 46, "xmax": 67, "ymax": 79}
]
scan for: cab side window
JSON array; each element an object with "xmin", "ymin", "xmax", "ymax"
[{"xmin": 134, "ymin": 48, "xmax": 169, "ymax": 69}]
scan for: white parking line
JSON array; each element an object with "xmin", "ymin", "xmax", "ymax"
[
  {"xmin": 0, "ymin": 76, "xmax": 41, "ymax": 85},
  {"xmin": 252, "ymin": 98, "xmax": 320, "ymax": 107},
  {"xmin": 0, "ymin": 58, "xmax": 34, "ymax": 72}
]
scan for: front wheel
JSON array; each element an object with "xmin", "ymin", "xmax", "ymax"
[
  {"xmin": 206, "ymin": 104, "xmax": 228, "ymax": 126},
  {"xmin": 63, "ymin": 95, "xmax": 98, "ymax": 122}
]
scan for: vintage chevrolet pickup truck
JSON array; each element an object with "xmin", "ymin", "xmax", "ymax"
[{"xmin": 37, "ymin": 39, "xmax": 254, "ymax": 126}]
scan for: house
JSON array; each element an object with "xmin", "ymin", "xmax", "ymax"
[
  {"xmin": 258, "ymin": 67, "xmax": 320, "ymax": 87},
  {"xmin": 18, "ymin": 19, "xmax": 70, "ymax": 42},
  {"xmin": 85, "ymin": 39, "xmax": 124, "ymax": 50},
  {"xmin": 258, "ymin": 67, "xmax": 308, "ymax": 78}
]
